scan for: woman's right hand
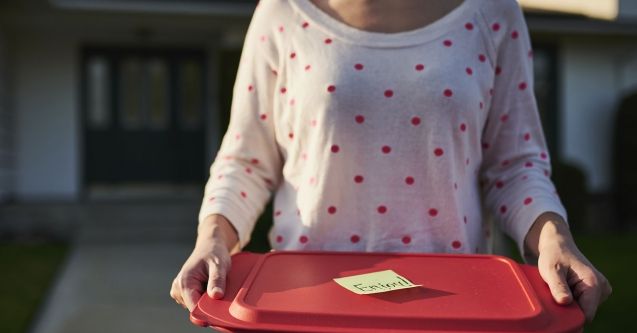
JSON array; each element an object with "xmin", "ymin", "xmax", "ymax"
[{"xmin": 170, "ymin": 215, "xmax": 239, "ymax": 311}]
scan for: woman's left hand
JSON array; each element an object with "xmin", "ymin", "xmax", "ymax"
[{"xmin": 526, "ymin": 213, "xmax": 612, "ymax": 322}]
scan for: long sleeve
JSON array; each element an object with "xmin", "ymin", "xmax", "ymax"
[
  {"xmin": 479, "ymin": 0, "xmax": 567, "ymax": 257},
  {"xmin": 198, "ymin": 2, "xmax": 283, "ymax": 248}
]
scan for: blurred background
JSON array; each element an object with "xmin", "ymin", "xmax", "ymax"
[{"xmin": 1, "ymin": 0, "xmax": 636, "ymax": 332}]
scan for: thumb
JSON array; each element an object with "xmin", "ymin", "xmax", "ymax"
[
  {"xmin": 540, "ymin": 262, "xmax": 573, "ymax": 305},
  {"xmin": 207, "ymin": 263, "xmax": 227, "ymax": 300}
]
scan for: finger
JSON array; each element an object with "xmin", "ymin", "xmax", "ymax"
[
  {"xmin": 207, "ymin": 264, "xmax": 227, "ymax": 299},
  {"xmin": 183, "ymin": 287, "xmax": 203, "ymax": 312},
  {"xmin": 540, "ymin": 262, "xmax": 573, "ymax": 305},
  {"xmin": 170, "ymin": 279, "xmax": 186, "ymax": 307},
  {"xmin": 575, "ymin": 283, "xmax": 599, "ymax": 322}
]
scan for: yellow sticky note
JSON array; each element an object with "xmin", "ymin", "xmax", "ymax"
[{"xmin": 333, "ymin": 270, "xmax": 421, "ymax": 295}]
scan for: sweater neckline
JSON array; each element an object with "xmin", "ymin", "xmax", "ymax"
[{"xmin": 289, "ymin": 0, "xmax": 474, "ymax": 48}]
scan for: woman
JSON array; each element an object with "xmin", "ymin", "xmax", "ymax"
[{"xmin": 170, "ymin": 0, "xmax": 611, "ymax": 322}]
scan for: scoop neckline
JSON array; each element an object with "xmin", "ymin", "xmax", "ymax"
[{"xmin": 289, "ymin": 0, "xmax": 474, "ymax": 48}]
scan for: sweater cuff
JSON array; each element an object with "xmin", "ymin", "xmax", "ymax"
[
  {"xmin": 198, "ymin": 196, "xmax": 254, "ymax": 249},
  {"xmin": 505, "ymin": 194, "xmax": 568, "ymax": 264}
]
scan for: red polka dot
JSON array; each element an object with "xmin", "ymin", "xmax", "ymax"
[
  {"xmin": 377, "ymin": 205, "xmax": 387, "ymax": 214},
  {"xmin": 525, "ymin": 161, "xmax": 534, "ymax": 168},
  {"xmin": 466, "ymin": 67, "xmax": 473, "ymax": 75},
  {"xmin": 328, "ymin": 206, "xmax": 337, "ymax": 214},
  {"xmin": 492, "ymin": 22, "xmax": 501, "ymax": 31},
  {"xmin": 434, "ymin": 148, "xmax": 444, "ymax": 157},
  {"xmin": 402, "ymin": 236, "xmax": 412, "ymax": 244},
  {"xmin": 251, "ymin": 158, "xmax": 259, "ymax": 165},
  {"xmin": 331, "ymin": 144, "xmax": 340, "ymax": 153},
  {"xmin": 288, "ymin": 132, "xmax": 294, "ymax": 139},
  {"xmin": 495, "ymin": 180, "xmax": 504, "ymax": 189},
  {"xmin": 381, "ymin": 146, "xmax": 392, "ymax": 154},
  {"xmin": 518, "ymin": 82, "xmax": 528, "ymax": 90},
  {"xmin": 299, "ymin": 235, "xmax": 308, "ymax": 244},
  {"xmin": 355, "ymin": 115, "xmax": 365, "ymax": 124},
  {"xmin": 405, "ymin": 176, "xmax": 415, "ymax": 185},
  {"xmin": 501, "ymin": 159, "xmax": 510, "ymax": 167},
  {"xmin": 290, "ymin": 52, "xmax": 296, "ymax": 59},
  {"xmin": 384, "ymin": 89, "xmax": 394, "ymax": 98},
  {"xmin": 208, "ymin": 196, "xmax": 215, "ymax": 202},
  {"xmin": 350, "ymin": 235, "xmax": 360, "ymax": 243},
  {"xmin": 241, "ymin": 191, "xmax": 247, "ymax": 198},
  {"xmin": 460, "ymin": 123, "xmax": 467, "ymax": 132},
  {"xmin": 217, "ymin": 175, "xmax": 224, "ymax": 180},
  {"xmin": 452, "ymin": 240, "xmax": 462, "ymax": 249},
  {"xmin": 276, "ymin": 235, "xmax": 283, "ymax": 243},
  {"xmin": 260, "ymin": 113, "xmax": 267, "ymax": 120},
  {"xmin": 280, "ymin": 87, "xmax": 287, "ymax": 94},
  {"xmin": 500, "ymin": 205, "xmax": 507, "ymax": 214},
  {"xmin": 500, "ymin": 114, "xmax": 509, "ymax": 123},
  {"xmin": 289, "ymin": 98, "xmax": 295, "ymax": 106},
  {"xmin": 245, "ymin": 167, "xmax": 252, "ymax": 174},
  {"xmin": 354, "ymin": 175, "xmax": 364, "ymax": 183},
  {"xmin": 415, "ymin": 64, "xmax": 425, "ymax": 71},
  {"xmin": 411, "ymin": 116, "xmax": 421, "ymax": 126},
  {"xmin": 248, "ymin": 84, "xmax": 254, "ymax": 92},
  {"xmin": 278, "ymin": 25, "xmax": 284, "ymax": 32},
  {"xmin": 540, "ymin": 152, "xmax": 548, "ymax": 160},
  {"xmin": 478, "ymin": 54, "xmax": 487, "ymax": 62},
  {"xmin": 443, "ymin": 89, "xmax": 453, "ymax": 97},
  {"xmin": 301, "ymin": 21, "xmax": 309, "ymax": 28},
  {"xmin": 311, "ymin": 119, "xmax": 317, "ymax": 127},
  {"xmin": 327, "ymin": 85, "xmax": 336, "ymax": 93},
  {"xmin": 524, "ymin": 197, "xmax": 533, "ymax": 205},
  {"xmin": 354, "ymin": 63, "xmax": 364, "ymax": 70},
  {"xmin": 465, "ymin": 22, "xmax": 474, "ymax": 30},
  {"xmin": 495, "ymin": 66, "xmax": 502, "ymax": 75},
  {"xmin": 443, "ymin": 39, "xmax": 453, "ymax": 47},
  {"xmin": 511, "ymin": 30, "xmax": 519, "ymax": 39},
  {"xmin": 524, "ymin": 133, "xmax": 531, "ymax": 141},
  {"xmin": 275, "ymin": 210, "xmax": 282, "ymax": 217},
  {"xmin": 428, "ymin": 208, "xmax": 438, "ymax": 217},
  {"xmin": 324, "ymin": 38, "xmax": 332, "ymax": 44},
  {"xmin": 305, "ymin": 64, "xmax": 311, "ymax": 71}
]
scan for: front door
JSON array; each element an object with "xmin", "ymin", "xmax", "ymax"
[{"xmin": 81, "ymin": 47, "xmax": 207, "ymax": 189}]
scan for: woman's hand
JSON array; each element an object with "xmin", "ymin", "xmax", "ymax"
[
  {"xmin": 525, "ymin": 212, "xmax": 612, "ymax": 322},
  {"xmin": 170, "ymin": 215, "xmax": 239, "ymax": 311}
]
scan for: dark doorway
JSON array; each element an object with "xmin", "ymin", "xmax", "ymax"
[{"xmin": 81, "ymin": 47, "xmax": 207, "ymax": 190}]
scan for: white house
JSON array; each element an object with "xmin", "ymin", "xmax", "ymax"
[{"xmin": 1, "ymin": 0, "xmax": 637, "ymax": 230}]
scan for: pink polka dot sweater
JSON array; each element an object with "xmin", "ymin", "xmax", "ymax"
[{"xmin": 198, "ymin": 0, "xmax": 567, "ymax": 256}]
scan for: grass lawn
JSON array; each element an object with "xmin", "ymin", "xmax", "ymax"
[{"xmin": 0, "ymin": 243, "xmax": 68, "ymax": 333}]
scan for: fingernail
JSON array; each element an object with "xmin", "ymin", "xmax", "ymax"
[{"xmin": 212, "ymin": 287, "xmax": 224, "ymax": 299}]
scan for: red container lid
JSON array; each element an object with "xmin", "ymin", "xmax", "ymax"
[{"xmin": 190, "ymin": 251, "xmax": 584, "ymax": 333}]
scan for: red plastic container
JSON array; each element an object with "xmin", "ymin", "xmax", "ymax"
[{"xmin": 190, "ymin": 251, "xmax": 584, "ymax": 333}]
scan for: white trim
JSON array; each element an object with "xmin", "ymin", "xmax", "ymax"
[{"xmin": 519, "ymin": 0, "xmax": 619, "ymax": 20}]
